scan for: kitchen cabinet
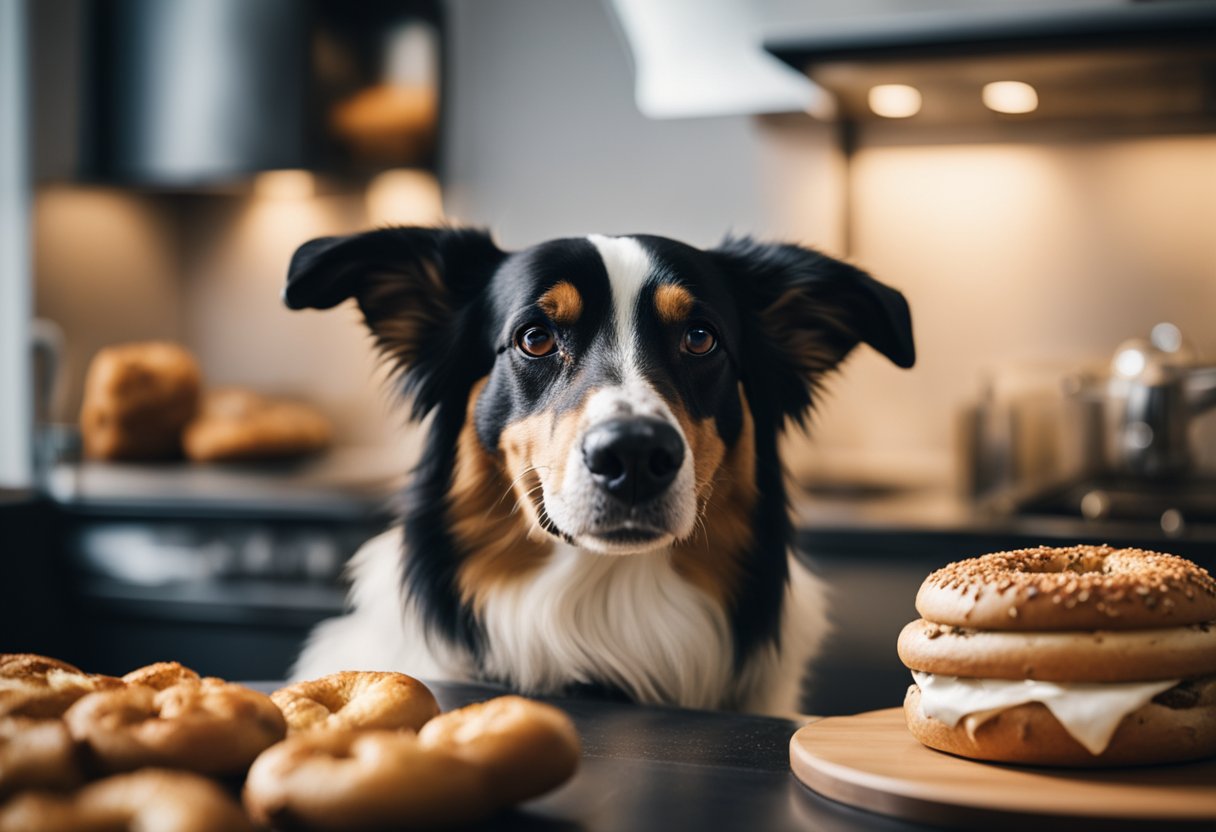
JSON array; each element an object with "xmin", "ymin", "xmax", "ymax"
[
  {"xmin": 765, "ymin": 1, "xmax": 1216, "ymax": 133},
  {"xmin": 0, "ymin": 491, "xmax": 70, "ymax": 658},
  {"xmin": 37, "ymin": 455, "xmax": 393, "ymax": 677}
]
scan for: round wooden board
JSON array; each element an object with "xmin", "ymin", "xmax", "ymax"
[{"xmin": 790, "ymin": 708, "xmax": 1216, "ymax": 830}]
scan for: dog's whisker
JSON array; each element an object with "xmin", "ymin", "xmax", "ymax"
[
  {"xmin": 506, "ymin": 481, "xmax": 548, "ymax": 520},
  {"xmin": 486, "ymin": 464, "xmax": 551, "ymax": 522}
]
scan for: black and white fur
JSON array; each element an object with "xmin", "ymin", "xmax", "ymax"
[{"xmin": 284, "ymin": 229, "xmax": 914, "ymax": 714}]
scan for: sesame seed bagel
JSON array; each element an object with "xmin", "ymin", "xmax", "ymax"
[
  {"xmin": 898, "ymin": 618, "xmax": 1216, "ymax": 683},
  {"xmin": 904, "ymin": 678, "xmax": 1216, "ymax": 767},
  {"xmin": 916, "ymin": 545, "xmax": 1216, "ymax": 631}
]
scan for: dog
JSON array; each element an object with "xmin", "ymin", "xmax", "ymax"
[{"xmin": 284, "ymin": 228, "xmax": 914, "ymax": 714}]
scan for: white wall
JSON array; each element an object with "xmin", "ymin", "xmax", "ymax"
[
  {"xmin": 443, "ymin": 0, "xmax": 843, "ymax": 250},
  {"xmin": 34, "ymin": 187, "xmax": 183, "ymax": 421},
  {"xmin": 176, "ymin": 193, "xmax": 409, "ymax": 450}
]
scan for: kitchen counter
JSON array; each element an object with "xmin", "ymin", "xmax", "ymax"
[
  {"xmin": 244, "ymin": 679, "xmax": 1205, "ymax": 831},
  {"xmin": 244, "ymin": 679, "xmax": 939, "ymax": 832},
  {"xmin": 793, "ymin": 479, "xmax": 1216, "ymax": 564}
]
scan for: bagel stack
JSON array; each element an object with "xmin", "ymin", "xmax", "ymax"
[{"xmin": 898, "ymin": 545, "xmax": 1216, "ymax": 766}]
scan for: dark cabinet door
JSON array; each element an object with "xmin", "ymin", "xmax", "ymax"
[{"xmin": 0, "ymin": 491, "xmax": 73, "ymax": 659}]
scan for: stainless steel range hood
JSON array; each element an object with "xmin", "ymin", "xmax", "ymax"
[
  {"xmin": 83, "ymin": 0, "xmax": 308, "ymax": 185},
  {"xmin": 764, "ymin": 1, "xmax": 1216, "ymax": 130},
  {"xmin": 79, "ymin": 0, "xmax": 443, "ymax": 187}
]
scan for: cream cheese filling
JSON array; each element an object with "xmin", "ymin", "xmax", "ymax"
[{"xmin": 911, "ymin": 670, "xmax": 1179, "ymax": 755}]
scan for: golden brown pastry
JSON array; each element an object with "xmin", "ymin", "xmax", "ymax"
[
  {"xmin": 79, "ymin": 342, "xmax": 201, "ymax": 460},
  {"xmin": 0, "ymin": 654, "xmax": 123, "ymax": 719},
  {"xmin": 915, "ymin": 544, "xmax": 1216, "ymax": 630},
  {"xmin": 903, "ymin": 678, "xmax": 1216, "ymax": 767},
  {"xmin": 243, "ymin": 729, "xmax": 489, "ymax": 830},
  {"xmin": 244, "ymin": 695, "xmax": 580, "ymax": 830},
  {"xmin": 65, "ymin": 676, "xmax": 286, "ymax": 776},
  {"xmin": 0, "ymin": 769, "xmax": 253, "ymax": 832},
  {"xmin": 271, "ymin": 671, "xmax": 439, "ymax": 734},
  {"xmin": 417, "ymin": 695, "xmax": 581, "ymax": 805},
  {"xmin": 900, "ymin": 545, "xmax": 1216, "ymax": 766},
  {"xmin": 182, "ymin": 387, "xmax": 331, "ymax": 462},
  {"xmin": 0, "ymin": 717, "xmax": 81, "ymax": 797},
  {"xmin": 121, "ymin": 661, "xmax": 201, "ymax": 690}
]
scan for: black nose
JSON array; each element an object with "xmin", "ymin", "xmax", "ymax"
[{"xmin": 582, "ymin": 418, "xmax": 685, "ymax": 506}]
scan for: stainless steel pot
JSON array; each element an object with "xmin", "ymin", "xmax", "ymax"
[{"xmin": 1067, "ymin": 324, "xmax": 1216, "ymax": 479}]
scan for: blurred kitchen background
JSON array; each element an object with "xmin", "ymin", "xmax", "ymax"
[{"xmin": 1, "ymin": 0, "xmax": 1214, "ymax": 714}]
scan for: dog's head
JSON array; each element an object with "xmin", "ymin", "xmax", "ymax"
[{"xmin": 286, "ymin": 228, "xmax": 913, "ymax": 558}]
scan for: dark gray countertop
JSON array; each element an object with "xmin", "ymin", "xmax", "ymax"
[
  {"xmin": 243, "ymin": 680, "xmax": 1208, "ymax": 832},
  {"xmin": 792, "ymin": 480, "xmax": 1216, "ymax": 565},
  {"xmin": 245, "ymin": 679, "xmax": 938, "ymax": 832}
]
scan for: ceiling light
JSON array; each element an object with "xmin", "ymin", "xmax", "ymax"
[
  {"xmin": 982, "ymin": 81, "xmax": 1038, "ymax": 114},
  {"xmin": 254, "ymin": 169, "xmax": 314, "ymax": 200},
  {"xmin": 868, "ymin": 84, "xmax": 921, "ymax": 119},
  {"xmin": 366, "ymin": 169, "xmax": 444, "ymax": 225}
]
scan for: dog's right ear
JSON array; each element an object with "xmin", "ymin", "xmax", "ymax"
[{"xmin": 285, "ymin": 226, "xmax": 507, "ymax": 417}]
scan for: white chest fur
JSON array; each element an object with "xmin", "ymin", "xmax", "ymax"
[
  {"xmin": 293, "ymin": 530, "xmax": 828, "ymax": 715},
  {"xmin": 477, "ymin": 544, "xmax": 736, "ymax": 710}
]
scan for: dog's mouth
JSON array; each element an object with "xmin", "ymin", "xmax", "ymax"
[
  {"xmin": 577, "ymin": 525, "xmax": 674, "ymax": 555},
  {"xmin": 535, "ymin": 494, "xmax": 675, "ymax": 554},
  {"xmin": 591, "ymin": 527, "xmax": 665, "ymax": 544}
]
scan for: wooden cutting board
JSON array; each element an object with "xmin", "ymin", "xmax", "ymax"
[{"xmin": 790, "ymin": 708, "xmax": 1216, "ymax": 830}]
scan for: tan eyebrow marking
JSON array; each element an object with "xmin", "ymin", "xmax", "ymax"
[
  {"xmin": 537, "ymin": 281, "xmax": 583, "ymax": 325},
  {"xmin": 654, "ymin": 283, "xmax": 694, "ymax": 324}
]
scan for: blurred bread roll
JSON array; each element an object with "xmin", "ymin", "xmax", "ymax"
[
  {"xmin": 183, "ymin": 388, "xmax": 331, "ymax": 463},
  {"xmin": 79, "ymin": 342, "xmax": 201, "ymax": 461}
]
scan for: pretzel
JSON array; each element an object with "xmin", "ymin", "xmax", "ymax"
[
  {"xmin": 0, "ymin": 769, "xmax": 252, "ymax": 832},
  {"xmin": 271, "ymin": 671, "xmax": 439, "ymax": 734},
  {"xmin": 65, "ymin": 676, "xmax": 285, "ymax": 776},
  {"xmin": 0, "ymin": 654, "xmax": 123, "ymax": 719},
  {"xmin": 244, "ymin": 695, "xmax": 580, "ymax": 829}
]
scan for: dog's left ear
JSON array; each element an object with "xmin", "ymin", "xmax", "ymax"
[
  {"xmin": 284, "ymin": 226, "xmax": 507, "ymax": 417},
  {"xmin": 712, "ymin": 237, "xmax": 915, "ymax": 422}
]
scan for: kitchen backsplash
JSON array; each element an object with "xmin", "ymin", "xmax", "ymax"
[{"xmin": 800, "ymin": 133, "xmax": 1216, "ymax": 480}]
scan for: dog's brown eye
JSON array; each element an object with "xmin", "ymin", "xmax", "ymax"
[
  {"xmin": 682, "ymin": 325, "xmax": 717, "ymax": 356},
  {"xmin": 516, "ymin": 325, "xmax": 557, "ymax": 357}
]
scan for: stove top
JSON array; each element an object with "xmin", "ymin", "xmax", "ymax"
[{"xmin": 1015, "ymin": 475, "xmax": 1216, "ymax": 535}]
